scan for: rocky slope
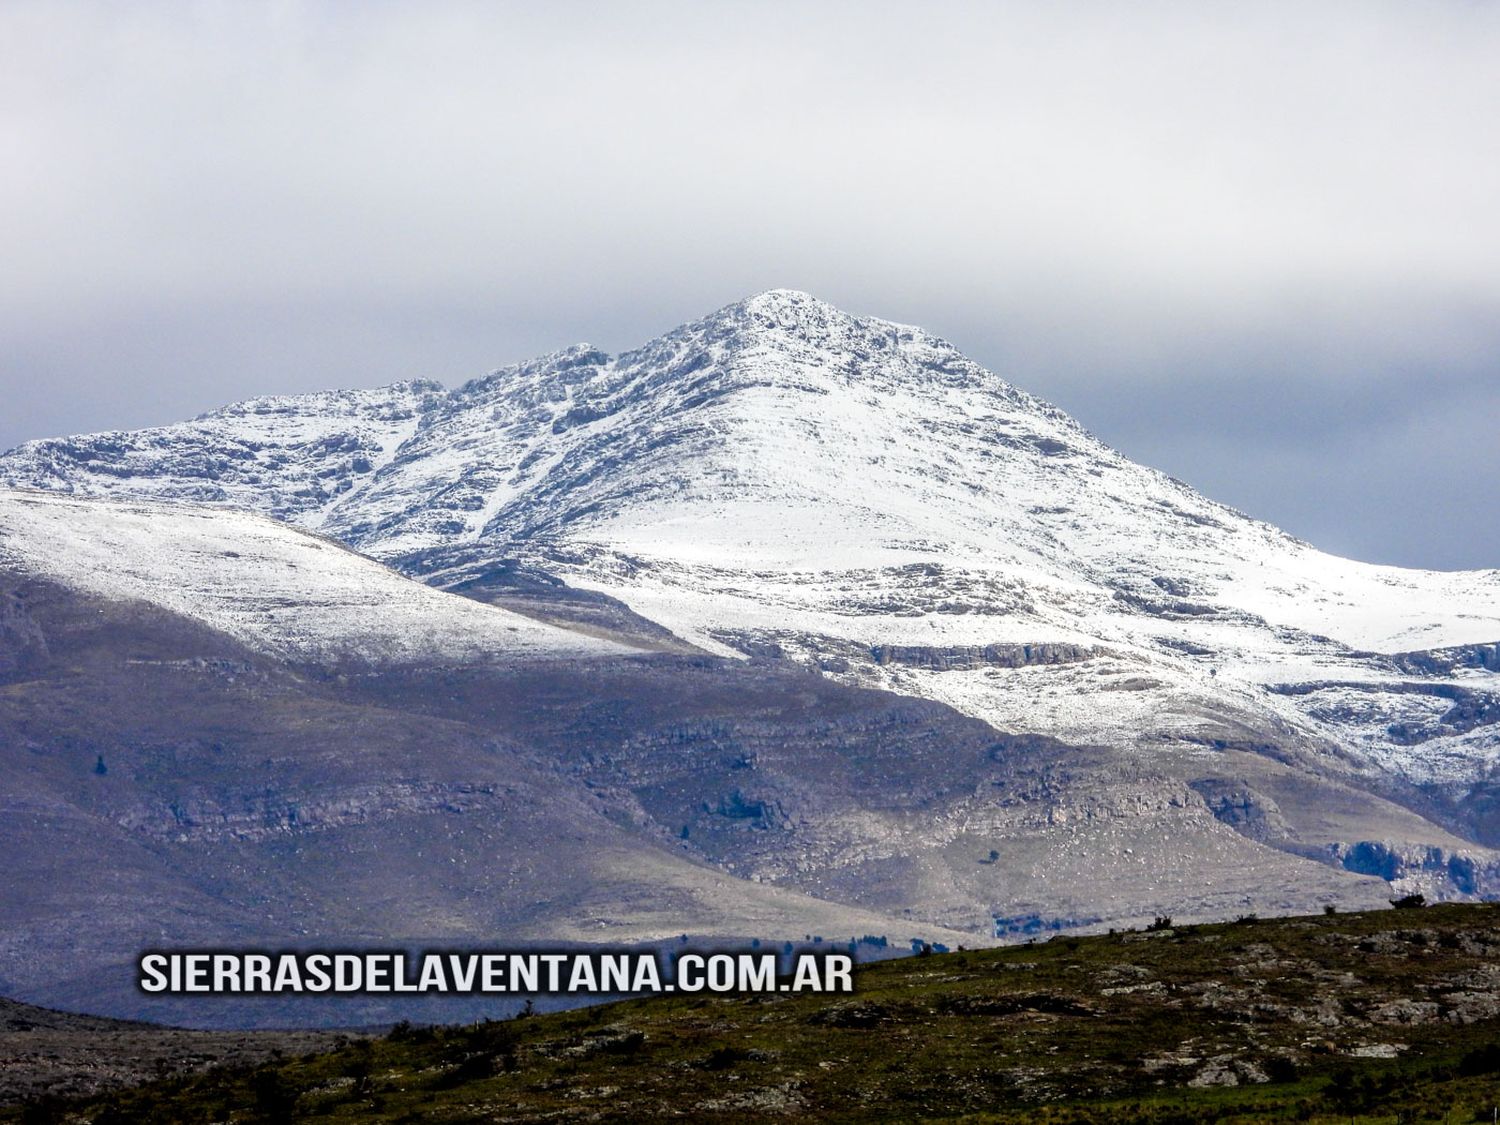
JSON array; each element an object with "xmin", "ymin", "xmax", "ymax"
[
  {"xmin": 7, "ymin": 498, "xmax": 1052, "ymax": 1022},
  {"xmin": 17, "ymin": 903, "xmax": 1500, "ymax": 1123},
  {"xmin": 0, "ymin": 996, "xmax": 346, "ymax": 1108}
]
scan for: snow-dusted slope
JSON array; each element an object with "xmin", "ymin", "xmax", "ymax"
[
  {"xmin": 4, "ymin": 291, "xmax": 1497, "ymax": 790},
  {"xmin": 5, "ymin": 382, "xmax": 442, "ymax": 529},
  {"xmin": 0, "ymin": 490, "xmax": 634, "ymax": 663}
]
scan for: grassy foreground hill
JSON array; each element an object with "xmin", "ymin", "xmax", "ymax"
[{"xmin": 9, "ymin": 903, "xmax": 1500, "ymax": 1123}]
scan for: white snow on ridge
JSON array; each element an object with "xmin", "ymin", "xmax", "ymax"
[
  {"xmin": 1218, "ymin": 545, "xmax": 1500, "ymax": 652},
  {"xmin": 0, "ymin": 490, "xmax": 635, "ymax": 663},
  {"xmin": 1, "ymin": 289, "xmax": 1496, "ymax": 784},
  {"xmin": 1, "ymin": 381, "xmax": 442, "ymax": 532}
]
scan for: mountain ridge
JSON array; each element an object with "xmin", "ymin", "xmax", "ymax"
[{"xmin": 2, "ymin": 289, "xmax": 1497, "ymax": 926}]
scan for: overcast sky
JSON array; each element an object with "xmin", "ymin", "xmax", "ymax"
[{"xmin": 2, "ymin": 1, "xmax": 1497, "ymax": 569}]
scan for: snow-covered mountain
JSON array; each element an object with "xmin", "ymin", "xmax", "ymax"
[
  {"xmin": 0, "ymin": 490, "xmax": 634, "ymax": 664},
  {"xmin": 4, "ymin": 290, "xmax": 1498, "ymax": 890}
]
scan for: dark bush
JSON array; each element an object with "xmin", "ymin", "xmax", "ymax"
[
  {"xmin": 251, "ymin": 1071, "xmax": 297, "ymax": 1120},
  {"xmin": 1458, "ymin": 1042, "xmax": 1500, "ymax": 1076},
  {"xmin": 462, "ymin": 1019, "xmax": 517, "ymax": 1056},
  {"xmin": 385, "ymin": 1019, "xmax": 426, "ymax": 1042},
  {"xmin": 596, "ymin": 1030, "xmax": 646, "ymax": 1056},
  {"xmin": 19, "ymin": 1096, "xmax": 66, "ymax": 1125},
  {"xmin": 1265, "ymin": 1055, "xmax": 1299, "ymax": 1083},
  {"xmin": 701, "ymin": 1045, "xmax": 751, "ymax": 1070},
  {"xmin": 430, "ymin": 1052, "xmax": 495, "ymax": 1089}
]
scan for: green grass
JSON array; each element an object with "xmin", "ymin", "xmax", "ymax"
[{"xmin": 12, "ymin": 902, "xmax": 1500, "ymax": 1123}]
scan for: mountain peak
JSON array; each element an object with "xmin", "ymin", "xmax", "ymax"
[
  {"xmin": 689, "ymin": 288, "xmax": 886, "ymax": 338},
  {"xmin": 742, "ymin": 288, "xmax": 915, "ymax": 333},
  {"xmin": 739, "ymin": 287, "xmax": 827, "ymax": 313},
  {"xmin": 672, "ymin": 288, "xmax": 945, "ymax": 367}
]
